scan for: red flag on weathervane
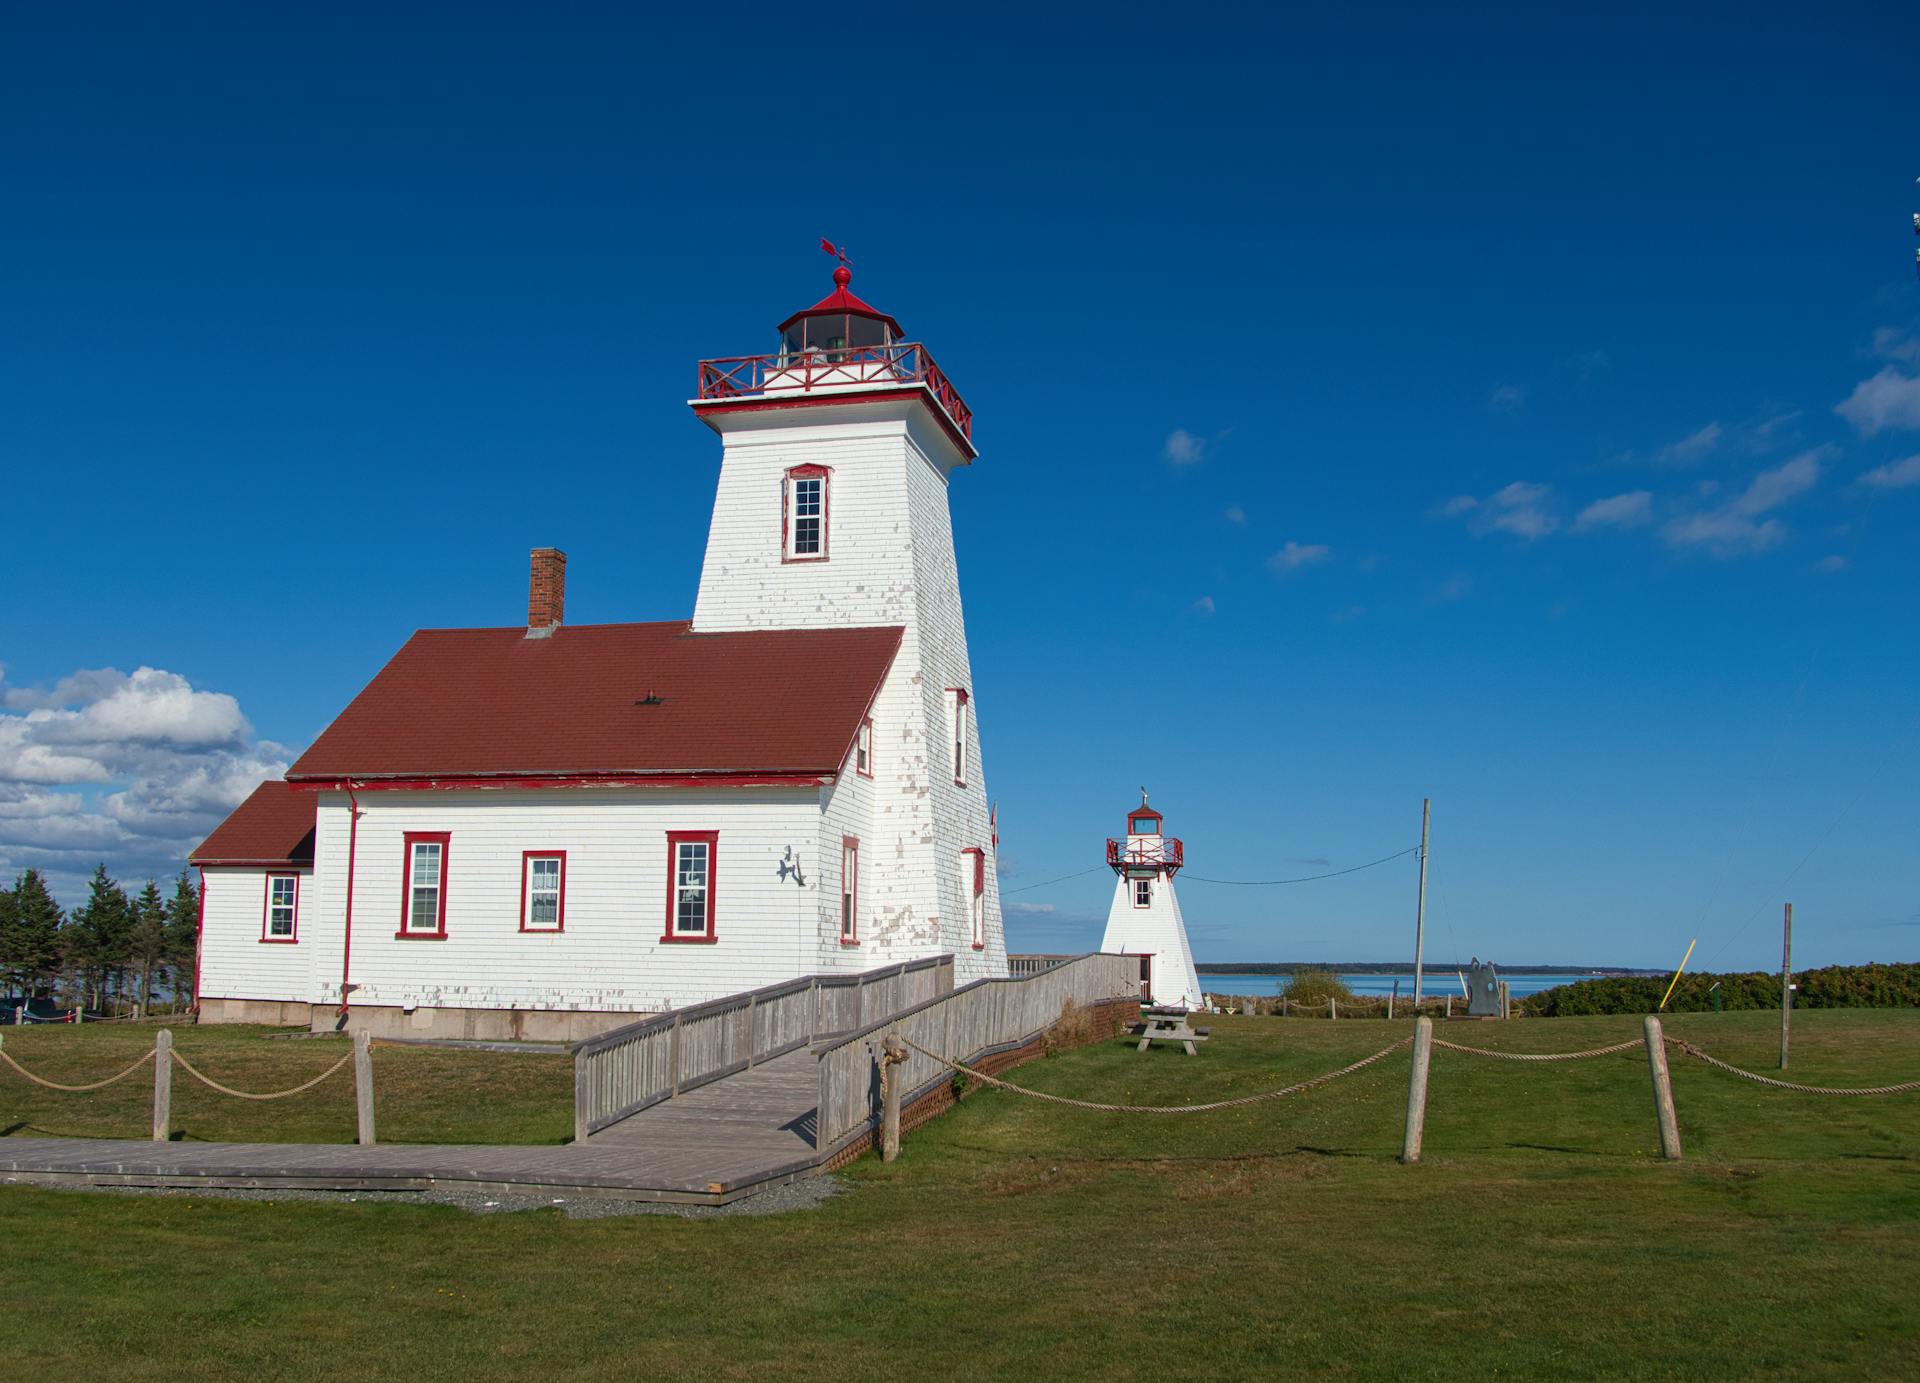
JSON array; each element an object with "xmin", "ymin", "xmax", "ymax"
[{"xmin": 821, "ymin": 238, "xmax": 848, "ymax": 263}]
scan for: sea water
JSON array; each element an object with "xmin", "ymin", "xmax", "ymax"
[{"xmin": 1195, "ymin": 972, "xmax": 1587, "ymax": 999}]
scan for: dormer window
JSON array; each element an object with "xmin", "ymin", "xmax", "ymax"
[{"xmin": 783, "ymin": 464, "xmax": 829, "ymax": 562}]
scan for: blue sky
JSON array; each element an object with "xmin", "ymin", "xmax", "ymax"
[{"xmin": 3, "ymin": 3, "xmax": 1917, "ymax": 969}]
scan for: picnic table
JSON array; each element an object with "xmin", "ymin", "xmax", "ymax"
[{"xmin": 1135, "ymin": 1006, "xmax": 1210, "ymax": 1056}]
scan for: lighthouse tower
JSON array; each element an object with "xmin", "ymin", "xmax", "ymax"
[
  {"xmin": 687, "ymin": 250, "xmax": 1004, "ymax": 982},
  {"xmin": 1098, "ymin": 793, "xmax": 1204, "ymax": 1009}
]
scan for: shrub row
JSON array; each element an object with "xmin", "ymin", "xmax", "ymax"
[{"xmin": 1520, "ymin": 962, "xmax": 1920, "ymax": 1016}]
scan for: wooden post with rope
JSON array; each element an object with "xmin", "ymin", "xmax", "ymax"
[
  {"xmin": 1780, "ymin": 902, "xmax": 1793, "ymax": 1071},
  {"xmin": 880, "ymin": 1032, "xmax": 906, "ymax": 1163},
  {"xmin": 1400, "ymin": 1016, "xmax": 1433, "ymax": 1163},
  {"xmin": 151, "ymin": 1029, "xmax": 172, "ymax": 1142},
  {"xmin": 354, "ymin": 1028, "xmax": 377, "ymax": 1146},
  {"xmin": 1643, "ymin": 1016, "xmax": 1682, "ymax": 1160}
]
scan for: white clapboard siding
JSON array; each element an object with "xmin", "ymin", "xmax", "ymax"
[
  {"xmin": 690, "ymin": 404, "xmax": 1005, "ymax": 985},
  {"xmin": 301, "ymin": 786, "xmax": 911, "ymax": 1013},
  {"xmin": 198, "ymin": 867, "xmax": 315, "ymax": 1003}
]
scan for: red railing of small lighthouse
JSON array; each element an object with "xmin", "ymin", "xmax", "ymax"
[
  {"xmin": 1107, "ymin": 837, "xmax": 1184, "ymax": 873},
  {"xmin": 695, "ymin": 342, "xmax": 973, "ymax": 442}
]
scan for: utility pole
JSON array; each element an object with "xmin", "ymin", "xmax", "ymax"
[
  {"xmin": 1780, "ymin": 902, "xmax": 1793, "ymax": 1071},
  {"xmin": 1412, "ymin": 798, "xmax": 1431, "ymax": 1006}
]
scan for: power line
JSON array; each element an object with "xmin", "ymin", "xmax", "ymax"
[
  {"xmin": 1001, "ymin": 865, "xmax": 1107, "ymax": 896},
  {"xmin": 1174, "ymin": 845, "xmax": 1420, "ymax": 886}
]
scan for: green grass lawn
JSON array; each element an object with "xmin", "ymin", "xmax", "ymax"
[{"xmin": 3, "ymin": 1009, "xmax": 1917, "ymax": 1379}]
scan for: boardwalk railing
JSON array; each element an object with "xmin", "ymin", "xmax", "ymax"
[
  {"xmin": 814, "ymin": 952, "xmax": 1140, "ymax": 1152},
  {"xmin": 572, "ymin": 956, "xmax": 954, "ymax": 1142}
]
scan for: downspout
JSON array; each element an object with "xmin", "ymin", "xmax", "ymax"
[
  {"xmin": 338, "ymin": 781, "xmax": 362, "ymax": 1027},
  {"xmin": 191, "ymin": 866, "xmax": 207, "ymax": 1021}
]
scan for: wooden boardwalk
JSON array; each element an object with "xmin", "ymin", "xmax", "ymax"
[{"xmin": 0, "ymin": 1050, "xmax": 828, "ymax": 1205}]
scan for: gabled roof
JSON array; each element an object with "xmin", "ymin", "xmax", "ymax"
[
  {"xmin": 192, "ymin": 781, "xmax": 316, "ymax": 866},
  {"xmin": 285, "ymin": 620, "xmax": 904, "ymax": 784}
]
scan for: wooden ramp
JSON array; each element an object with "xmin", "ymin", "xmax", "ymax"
[{"xmin": 1, "ymin": 1051, "xmax": 827, "ymax": 1205}]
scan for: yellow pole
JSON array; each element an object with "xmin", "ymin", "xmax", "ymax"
[{"xmin": 1657, "ymin": 937, "xmax": 1698, "ymax": 1012}]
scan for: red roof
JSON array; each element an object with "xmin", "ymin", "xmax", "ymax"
[
  {"xmin": 777, "ymin": 267, "xmax": 905, "ymax": 337},
  {"xmin": 285, "ymin": 621, "xmax": 903, "ymax": 783},
  {"xmin": 192, "ymin": 781, "xmax": 317, "ymax": 866}
]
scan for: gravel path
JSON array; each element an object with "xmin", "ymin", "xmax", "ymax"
[{"xmin": 32, "ymin": 1174, "xmax": 845, "ymax": 1219}]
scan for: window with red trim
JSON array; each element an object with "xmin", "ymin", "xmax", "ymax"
[
  {"xmin": 841, "ymin": 836, "xmax": 859, "ymax": 944},
  {"xmin": 664, "ymin": 831, "xmax": 718, "ymax": 942},
  {"xmin": 1132, "ymin": 876, "xmax": 1152, "ymax": 909},
  {"xmin": 855, "ymin": 717, "xmax": 873, "ymax": 778},
  {"xmin": 783, "ymin": 464, "xmax": 829, "ymax": 562},
  {"xmin": 961, "ymin": 846, "xmax": 985, "ymax": 949},
  {"xmin": 263, "ymin": 873, "xmax": 298, "ymax": 942},
  {"xmin": 521, "ymin": 852, "xmax": 566, "ymax": 932},
  {"xmin": 948, "ymin": 688, "xmax": 970, "ymax": 787},
  {"xmin": 399, "ymin": 832, "xmax": 450, "ymax": 937}
]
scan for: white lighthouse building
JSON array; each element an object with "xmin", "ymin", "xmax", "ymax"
[
  {"xmin": 1097, "ymin": 794, "xmax": 1203, "ymax": 1009},
  {"xmin": 189, "ymin": 253, "xmax": 1007, "ymax": 1036}
]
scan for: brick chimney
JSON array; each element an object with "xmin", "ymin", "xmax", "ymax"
[{"xmin": 527, "ymin": 547, "xmax": 567, "ymax": 637}]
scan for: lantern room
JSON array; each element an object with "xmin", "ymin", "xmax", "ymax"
[
  {"xmin": 776, "ymin": 264, "xmax": 905, "ymax": 357},
  {"xmin": 691, "ymin": 251, "xmax": 977, "ymax": 460},
  {"xmin": 1107, "ymin": 791, "xmax": 1185, "ymax": 876}
]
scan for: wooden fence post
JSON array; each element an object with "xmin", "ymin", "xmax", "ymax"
[
  {"xmin": 670, "ymin": 1011, "xmax": 683, "ymax": 1096},
  {"xmin": 1400, "ymin": 1017, "xmax": 1433, "ymax": 1163},
  {"xmin": 880, "ymin": 1032, "xmax": 904, "ymax": 1163},
  {"xmin": 744, "ymin": 992, "xmax": 758, "ymax": 1069},
  {"xmin": 1642, "ymin": 1016, "xmax": 1682, "ymax": 1160},
  {"xmin": 1499, "ymin": 981, "xmax": 1511, "ymax": 1020},
  {"xmin": 1329, "ymin": 997, "xmax": 1338, "ymax": 1021},
  {"xmin": 1388, "ymin": 980, "xmax": 1398, "ymax": 1022},
  {"xmin": 1444, "ymin": 994, "xmax": 1452, "ymax": 1020},
  {"xmin": 1280, "ymin": 997, "xmax": 1289, "ymax": 1018},
  {"xmin": 151, "ymin": 1029, "xmax": 173, "ymax": 1141},
  {"xmin": 573, "ymin": 1048, "xmax": 591, "ymax": 1146},
  {"xmin": 354, "ymin": 1029, "xmax": 377, "ymax": 1146}
]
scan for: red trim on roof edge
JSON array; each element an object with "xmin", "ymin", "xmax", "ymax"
[
  {"xmin": 290, "ymin": 772, "xmax": 830, "ymax": 793},
  {"xmin": 691, "ymin": 386, "xmax": 977, "ymax": 461}
]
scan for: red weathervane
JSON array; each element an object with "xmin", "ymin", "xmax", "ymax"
[{"xmin": 820, "ymin": 238, "xmax": 851, "ymax": 268}]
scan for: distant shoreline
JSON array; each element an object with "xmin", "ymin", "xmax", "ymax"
[{"xmin": 1195, "ymin": 962, "xmax": 1664, "ymax": 976}]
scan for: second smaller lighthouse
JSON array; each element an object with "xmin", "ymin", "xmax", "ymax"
[{"xmin": 1097, "ymin": 792, "xmax": 1204, "ymax": 1009}]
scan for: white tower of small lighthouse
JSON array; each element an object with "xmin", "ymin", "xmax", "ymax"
[
  {"xmin": 1097, "ymin": 793, "xmax": 1203, "ymax": 1008},
  {"xmin": 687, "ymin": 248, "xmax": 1004, "ymax": 981}
]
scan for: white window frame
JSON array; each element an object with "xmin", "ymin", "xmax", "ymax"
[
  {"xmin": 264, "ymin": 873, "xmax": 297, "ymax": 941},
  {"xmin": 665, "ymin": 832, "xmax": 718, "ymax": 941},
  {"xmin": 841, "ymin": 837, "xmax": 859, "ymax": 944},
  {"xmin": 521, "ymin": 852, "xmax": 565, "ymax": 932},
  {"xmin": 855, "ymin": 717, "xmax": 873, "ymax": 778},
  {"xmin": 1133, "ymin": 877, "xmax": 1152, "ymax": 909},
  {"xmin": 784, "ymin": 468, "xmax": 828, "ymax": 562},
  {"xmin": 948, "ymin": 688, "xmax": 969, "ymax": 788},
  {"xmin": 961, "ymin": 847, "xmax": 985, "ymax": 950},
  {"xmin": 400, "ymin": 834, "xmax": 449, "ymax": 937}
]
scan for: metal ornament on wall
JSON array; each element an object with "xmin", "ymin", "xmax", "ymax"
[{"xmin": 778, "ymin": 846, "xmax": 808, "ymax": 887}]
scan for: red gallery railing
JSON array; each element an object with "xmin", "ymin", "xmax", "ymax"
[
  {"xmin": 695, "ymin": 342, "xmax": 973, "ymax": 443},
  {"xmin": 1107, "ymin": 837, "xmax": 1184, "ymax": 873}
]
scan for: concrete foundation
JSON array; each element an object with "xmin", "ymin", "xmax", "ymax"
[
  {"xmin": 310, "ymin": 1003, "xmax": 655, "ymax": 1044},
  {"xmin": 198, "ymin": 997, "xmax": 316, "ymax": 1027}
]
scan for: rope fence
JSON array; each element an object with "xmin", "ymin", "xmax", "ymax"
[{"xmin": 0, "ymin": 1028, "xmax": 378, "ymax": 1144}]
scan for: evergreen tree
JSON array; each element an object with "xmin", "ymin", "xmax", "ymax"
[
  {"xmin": 128, "ymin": 878, "xmax": 169, "ymax": 1012},
  {"xmin": 164, "ymin": 870, "xmax": 201, "ymax": 1006},
  {"xmin": 8, "ymin": 870, "xmax": 64, "ymax": 998},
  {"xmin": 0, "ymin": 880, "xmax": 17, "ymax": 997},
  {"xmin": 66, "ymin": 864, "xmax": 131, "ymax": 1012}
]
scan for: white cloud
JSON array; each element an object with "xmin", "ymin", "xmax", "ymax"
[
  {"xmin": 1835, "ymin": 367, "xmax": 1920, "ymax": 436},
  {"xmin": 1870, "ymin": 327, "xmax": 1920, "ymax": 366},
  {"xmin": 1813, "ymin": 555, "xmax": 1848, "ymax": 573},
  {"xmin": 1573, "ymin": 490, "xmax": 1653, "ymax": 532},
  {"xmin": 1223, "ymin": 505, "xmax": 1246, "ymax": 525},
  {"xmin": 1163, "ymin": 429, "xmax": 1205, "ymax": 464},
  {"xmin": 1268, "ymin": 541, "xmax": 1331, "ymax": 572},
  {"xmin": 1859, "ymin": 454, "xmax": 1920, "ymax": 490},
  {"xmin": 1439, "ymin": 482, "xmax": 1559, "ymax": 539},
  {"xmin": 1430, "ymin": 573, "xmax": 1473, "ymax": 602},
  {"xmin": 0, "ymin": 665, "xmax": 289, "ymax": 902},
  {"xmin": 1005, "ymin": 901, "xmax": 1057, "ymax": 915},
  {"xmin": 1489, "ymin": 385, "xmax": 1524, "ymax": 413},
  {"xmin": 1655, "ymin": 422, "xmax": 1723, "ymax": 467},
  {"xmin": 1661, "ymin": 449, "xmax": 1826, "ymax": 558},
  {"xmin": 1192, "ymin": 595, "xmax": 1216, "ymax": 616},
  {"xmin": 1568, "ymin": 350, "xmax": 1610, "ymax": 384}
]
